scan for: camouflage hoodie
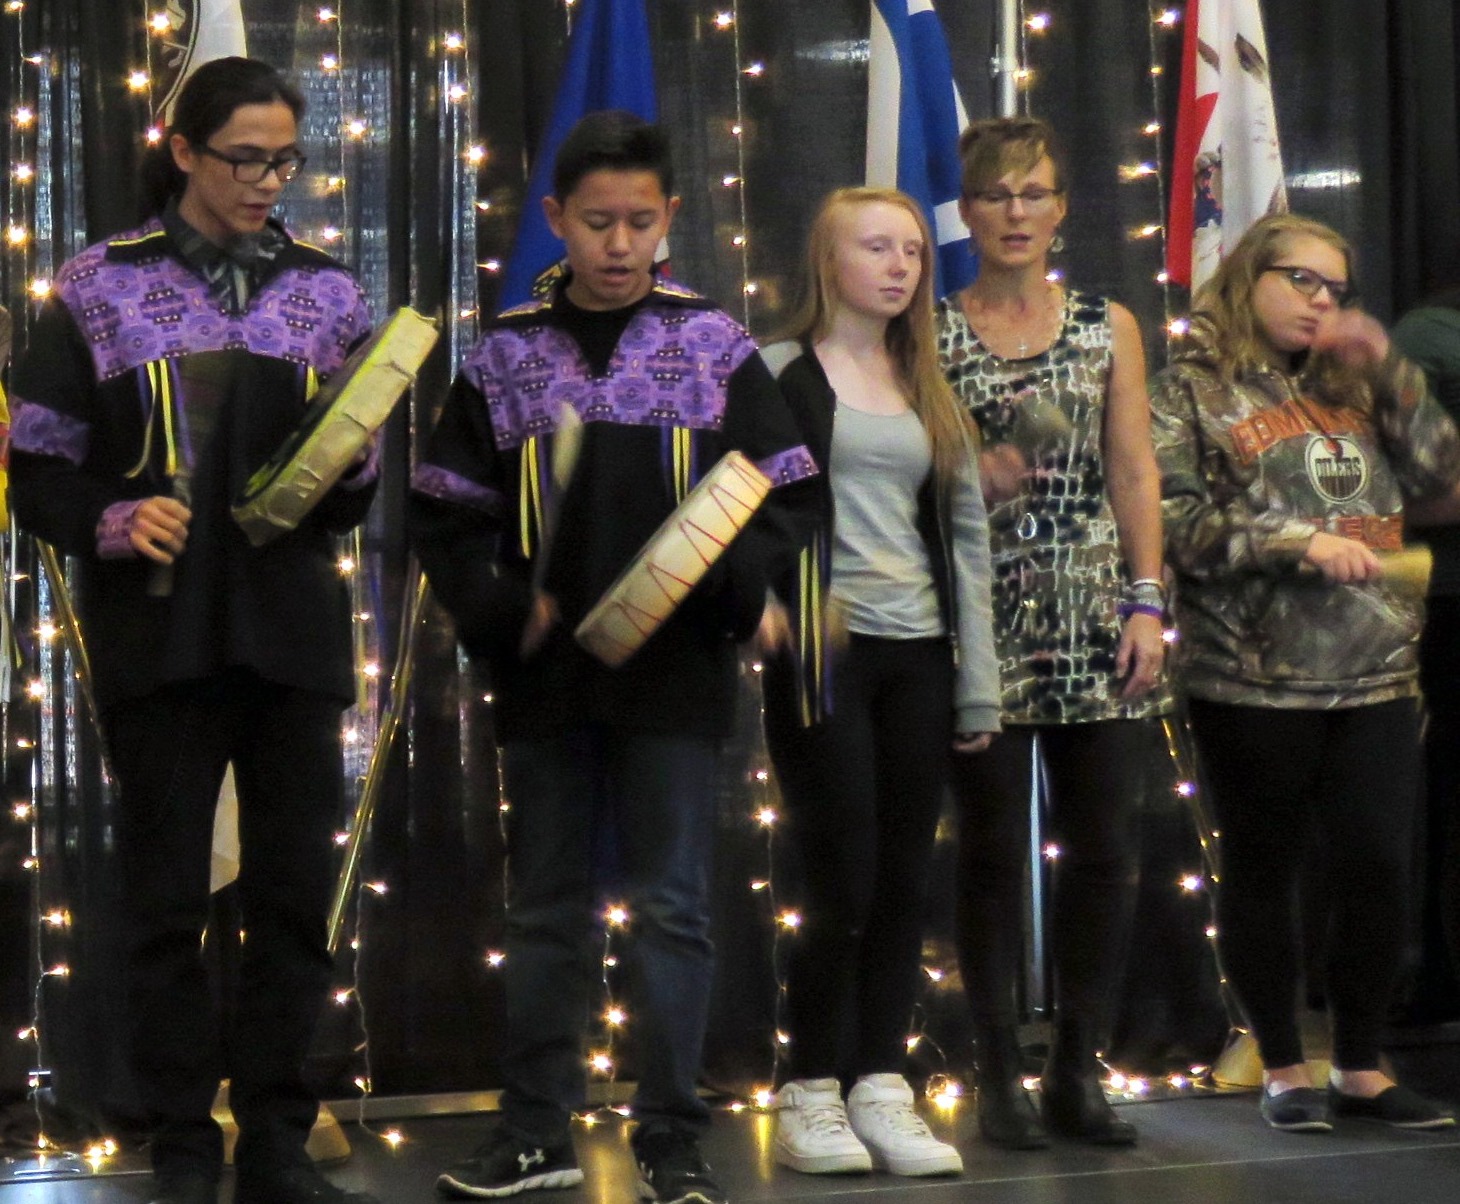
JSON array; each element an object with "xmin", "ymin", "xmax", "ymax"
[{"xmin": 1149, "ymin": 325, "xmax": 1460, "ymax": 709}]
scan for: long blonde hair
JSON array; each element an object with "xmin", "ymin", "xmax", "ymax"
[
  {"xmin": 780, "ymin": 186, "xmax": 976, "ymax": 487},
  {"xmin": 1190, "ymin": 213, "xmax": 1363, "ymax": 407}
]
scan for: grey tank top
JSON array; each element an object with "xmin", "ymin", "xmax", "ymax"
[{"xmin": 828, "ymin": 403, "xmax": 944, "ymax": 638}]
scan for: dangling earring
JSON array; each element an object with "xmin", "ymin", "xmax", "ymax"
[{"xmin": 1050, "ymin": 231, "xmax": 1065, "ymax": 254}]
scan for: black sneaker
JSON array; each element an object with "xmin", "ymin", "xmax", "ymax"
[
  {"xmin": 234, "ymin": 1161, "xmax": 381, "ymax": 1203},
  {"xmin": 436, "ymin": 1126, "xmax": 583, "ymax": 1198},
  {"xmin": 633, "ymin": 1128, "xmax": 727, "ymax": 1204},
  {"xmin": 1330, "ymin": 1084, "xmax": 1457, "ymax": 1130}
]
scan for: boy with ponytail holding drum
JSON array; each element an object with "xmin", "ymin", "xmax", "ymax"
[
  {"xmin": 411, "ymin": 110, "xmax": 817, "ymax": 1202},
  {"xmin": 9, "ymin": 58, "xmax": 379, "ymax": 1204}
]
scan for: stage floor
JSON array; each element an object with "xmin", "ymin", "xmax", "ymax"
[{"xmin": 6, "ymin": 1091, "xmax": 1460, "ymax": 1203}]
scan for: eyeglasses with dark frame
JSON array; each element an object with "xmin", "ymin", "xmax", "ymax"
[
  {"xmin": 967, "ymin": 186, "xmax": 1064, "ymax": 210},
  {"xmin": 196, "ymin": 144, "xmax": 307, "ymax": 185},
  {"xmin": 1264, "ymin": 264, "xmax": 1356, "ymax": 307}
]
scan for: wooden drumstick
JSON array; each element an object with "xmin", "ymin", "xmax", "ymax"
[
  {"xmin": 531, "ymin": 402, "xmax": 583, "ymax": 593},
  {"xmin": 551, "ymin": 401, "xmax": 583, "ymax": 492},
  {"xmin": 146, "ymin": 469, "xmax": 192, "ymax": 598}
]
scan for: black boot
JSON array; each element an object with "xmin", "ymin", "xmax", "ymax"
[
  {"xmin": 973, "ymin": 1022, "xmax": 1049, "ymax": 1149},
  {"xmin": 1040, "ymin": 1018, "xmax": 1137, "ymax": 1146}
]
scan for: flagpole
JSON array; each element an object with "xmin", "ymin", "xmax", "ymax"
[
  {"xmin": 992, "ymin": 0, "xmax": 1049, "ymax": 1020},
  {"xmin": 996, "ymin": 0, "xmax": 1020, "ymax": 116}
]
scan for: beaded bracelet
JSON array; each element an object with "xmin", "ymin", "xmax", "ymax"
[
  {"xmin": 1118, "ymin": 601, "xmax": 1165, "ymax": 620},
  {"xmin": 1123, "ymin": 581, "xmax": 1166, "ymax": 605}
]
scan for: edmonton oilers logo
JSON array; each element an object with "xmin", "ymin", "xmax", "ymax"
[{"xmin": 1305, "ymin": 434, "xmax": 1368, "ymax": 503}]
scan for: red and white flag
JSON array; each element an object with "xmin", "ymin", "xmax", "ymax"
[{"xmin": 1166, "ymin": 0, "xmax": 1287, "ymax": 292}]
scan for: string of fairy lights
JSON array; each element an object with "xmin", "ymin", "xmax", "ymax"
[
  {"xmin": 721, "ymin": 5, "xmax": 758, "ymax": 328},
  {"xmin": 4, "ymin": 2, "xmax": 41, "ymax": 298},
  {"xmin": 445, "ymin": 13, "xmax": 487, "ymax": 366},
  {"xmin": 708, "ymin": 1, "xmax": 812, "ymax": 1119},
  {"xmin": 1022, "ymin": 5, "xmax": 1186, "ymax": 337},
  {"xmin": 0, "ymin": 3, "xmax": 1254, "ymax": 1178},
  {"xmin": 3, "ymin": 2, "xmax": 38, "ymax": 1148},
  {"xmin": 1130, "ymin": 7, "xmax": 1248, "ymax": 1079},
  {"xmin": 302, "ymin": 1, "xmax": 439, "ymax": 1154},
  {"xmin": 1017, "ymin": 2, "xmax": 1239, "ymax": 1100},
  {"xmin": 295, "ymin": 0, "xmax": 387, "ymax": 1144},
  {"xmin": 2, "ymin": 0, "xmax": 104, "ymax": 1171},
  {"xmin": 324, "ymin": 0, "xmax": 492, "ymax": 1156},
  {"xmin": 308, "ymin": 6, "xmax": 352, "ymax": 255},
  {"xmin": 449, "ymin": 0, "xmax": 1234, "ymax": 1129},
  {"xmin": 0, "ymin": 0, "xmax": 800, "ymax": 1156},
  {"xmin": 1146, "ymin": 6, "xmax": 1184, "ymax": 338},
  {"xmin": 0, "ymin": 0, "xmax": 416, "ymax": 1171},
  {"xmin": 503, "ymin": 2, "xmax": 780, "ymax": 1125},
  {"xmin": 145, "ymin": 0, "xmax": 402, "ymax": 1152}
]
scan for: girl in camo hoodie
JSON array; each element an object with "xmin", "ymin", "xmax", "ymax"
[{"xmin": 1150, "ymin": 213, "xmax": 1460, "ymax": 1135}]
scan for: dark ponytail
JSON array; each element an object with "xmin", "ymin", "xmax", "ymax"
[{"xmin": 139, "ymin": 56, "xmax": 305, "ymax": 219}]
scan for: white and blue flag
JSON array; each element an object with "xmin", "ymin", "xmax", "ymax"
[
  {"xmin": 500, "ymin": 0, "xmax": 659, "ymax": 308},
  {"xmin": 866, "ymin": 0, "xmax": 975, "ymax": 296}
]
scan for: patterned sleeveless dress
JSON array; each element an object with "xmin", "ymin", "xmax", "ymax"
[{"xmin": 936, "ymin": 289, "xmax": 1167, "ymax": 724}]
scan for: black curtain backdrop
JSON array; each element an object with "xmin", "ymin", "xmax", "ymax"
[
  {"xmin": 1388, "ymin": 0, "xmax": 1460, "ymax": 305},
  {"xmin": 1, "ymin": 0, "xmax": 1457, "ymax": 1130}
]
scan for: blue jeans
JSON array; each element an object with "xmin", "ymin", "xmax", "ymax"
[{"xmin": 497, "ymin": 726, "xmax": 721, "ymax": 1141}]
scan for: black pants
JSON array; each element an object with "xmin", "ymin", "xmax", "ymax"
[
  {"xmin": 1415, "ymin": 595, "xmax": 1460, "ymax": 1017},
  {"xmin": 105, "ymin": 670, "xmax": 346, "ymax": 1180},
  {"xmin": 952, "ymin": 722, "xmax": 1145, "ymax": 1034},
  {"xmin": 763, "ymin": 635, "xmax": 954, "ymax": 1081},
  {"xmin": 1187, "ymin": 697, "xmax": 1420, "ymax": 1070}
]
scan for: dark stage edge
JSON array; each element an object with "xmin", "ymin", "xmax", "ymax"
[{"xmin": 7, "ymin": 1094, "xmax": 1460, "ymax": 1203}]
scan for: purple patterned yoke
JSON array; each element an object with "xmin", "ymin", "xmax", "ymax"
[
  {"xmin": 96, "ymin": 499, "xmax": 143, "ymax": 559},
  {"xmin": 10, "ymin": 400, "xmax": 90, "ymax": 464},
  {"xmin": 412, "ymin": 463, "xmax": 503, "ymax": 514},
  {"xmin": 55, "ymin": 223, "xmax": 368, "ymax": 384},
  {"xmin": 464, "ymin": 305, "xmax": 759, "ymax": 450},
  {"xmin": 757, "ymin": 445, "xmax": 819, "ymax": 487}
]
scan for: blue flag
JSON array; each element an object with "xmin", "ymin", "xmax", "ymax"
[
  {"xmin": 499, "ymin": 0, "xmax": 658, "ymax": 308},
  {"xmin": 866, "ymin": 0, "xmax": 975, "ymax": 296}
]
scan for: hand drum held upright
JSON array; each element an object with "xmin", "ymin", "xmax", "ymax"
[
  {"xmin": 575, "ymin": 450, "xmax": 772, "ymax": 667},
  {"xmin": 232, "ymin": 307, "xmax": 439, "ymax": 546}
]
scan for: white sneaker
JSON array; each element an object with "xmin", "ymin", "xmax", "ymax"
[
  {"xmin": 773, "ymin": 1078, "xmax": 874, "ymax": 1174},
  {"xmin": 847, "ymin": 1074, "xmax": 964, "ymax": 1176}
]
